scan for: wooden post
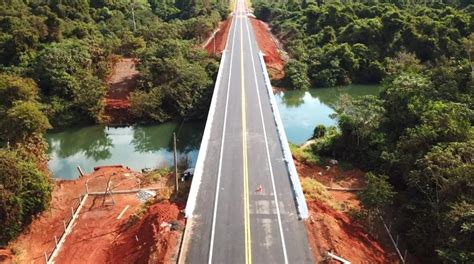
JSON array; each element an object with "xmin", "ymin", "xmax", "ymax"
[
  {"xmin": 54, "ymin": 235, "xmax": 58, "ymax": 246},
  {"xmin": 173, "ymin": 132, "xmax": 179, "ymax": 194},
  {"xmin": 77, "ymin": 165, "xmax": 85, "ymax": 177},
  {"xmin": 63, "ymin": 220, "xmax": 66, "ymax": 231}
]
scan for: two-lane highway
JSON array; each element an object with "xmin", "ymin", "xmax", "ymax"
[{"xmin": 181, "ymin": 0, "xmax": 313, "ymax": 263}]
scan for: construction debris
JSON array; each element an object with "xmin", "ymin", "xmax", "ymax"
[{"xmin": 137, "ymin": 190, "xmax": 156, "ymax": 203}]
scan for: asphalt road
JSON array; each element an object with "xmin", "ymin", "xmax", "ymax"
[{"xmin": 183, "ymin": 1, "xmax": 314, "ymax": 263}]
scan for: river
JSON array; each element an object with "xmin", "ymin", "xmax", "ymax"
[
  {"xmin": 46, "ymin": 84, "xmax": 381, "ymax": 179},
  {"xmin": 275, "ymin": 84, "xmax": 382, "ymax": 144},
  {"xmin": 46, "ymin": 122, "xmax": 205, "ymax": 179}
]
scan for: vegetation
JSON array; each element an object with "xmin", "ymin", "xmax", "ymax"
[
  {"xmin": 0, "ymin": 0, "xmax": 228, "ymax": 127},
  {"xmin": 357, "ymin": 172, "xmax": 395, "ymax": 230},
  {"xmin": 0, "ymin": 0, "xmax": 228, "ymax": 245},
  {"xmin": 309, "ymin": 43, "xmax": 473, "ymax": 262},
  {"xmin": 0, "ymin": 149, "xmax": 51, "ymax": 245},
  {"xmin": 301, "ymin": 177, "xmax": 339, "ymax": 209},
  {"xmin": 260, "ymin": 0, "xmax": 473, "ymax": 261},
  {"xmin": 290, "ymin": 143, "xmax": 321, "ymax": 166},
  {"xmin": 253, "ymin": 0, "xmax": 473, "ymax": 88}
]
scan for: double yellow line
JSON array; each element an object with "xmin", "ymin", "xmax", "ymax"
[{"xmin": 240, "ymin": 11, "xmax": 252, "ymax": 264}]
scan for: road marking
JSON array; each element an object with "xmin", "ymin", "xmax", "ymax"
[
  {"xmin": 243, "ymin": 4, "xmax": 289, "ymax": 263},
  {"xmin": 240, "ymin": 12, "xmax": 252, "ymax": 264},
  {"xmin": 117, "ymin": 205, "xmax": 130, "ymax": 220},
  {"xmin": 208, "ymin": 5, "xmax": 237, "ymax": 263}
]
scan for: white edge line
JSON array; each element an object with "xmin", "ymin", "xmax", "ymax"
[
  {"xmin": 257, "ymin": 52, "xmax": 309, "ymax": 219},
  {"xmin": 244, "ymin": 13, "xmax": 289, "ymax": 264},
  {"xmin": 184, "ymin": 16, "xmax": 235, "ymax": 219},
  {"xmin": 208, "ymin": 8, "xmax": 238, "ymax": 264}
]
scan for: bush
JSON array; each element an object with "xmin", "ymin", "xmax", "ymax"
[
  {"xmin": 0, "ymin": 149, "xmax": 52, "ymax": 245},
  {"xmin": 312, "ymin": 124, "xmax": 326, "ymax": 139},
  {"xmin": 290, "ymin": 143, "xmax": 321, "ymax": 166},
  {"xmin": 301, "ymin": 177, "xmax": 340, "ymax": 210},
  {"xmin": 284, "ymin": 59, "xmax": 310, "ymax": 89}
]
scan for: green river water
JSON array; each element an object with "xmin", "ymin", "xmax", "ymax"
[
  {"xmin": 275, "ymin": 84, "xmax": 382, "ymax": 144},
  {"xmin": 46, "ymin": 122, "xmax": 205, "ymax": 179},
  {"xmin": 46, "ymin": 84, "xmax": 381, "ymax": 179}
]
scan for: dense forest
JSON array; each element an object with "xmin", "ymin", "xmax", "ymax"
[
  {"xmin": 254, "ymin": 0, "xmax": 472, "ymax": 88},
  {"xmin": 0, "ymin": 0, "xmax": 228, "ymax": 245},
  {"xmin": 254, "ymin": 0, "xmax": 473, "ymax": 262}
]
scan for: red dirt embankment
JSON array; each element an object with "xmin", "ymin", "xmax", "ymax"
[
  {"xmin": 250, "ymin": 18, "xmax": 285, "ymax": 80},
  {"xmin": 109, "ymin": 201, "xmax": 184, "ymax": 263},
  {"xmin": 53, "ymin": 194, "xmax": 142, "ymax": 263},
  {"xmin": 6, "ymin": 166, "xmax": 182, "ymax": 264},
  {"xmin": 305, "ymin": 200, "xmax": 389, "ymax": 263},
  {"xmin": 104, "ymin": 58, "xmax": 139, "ymax": 125},
  {"xmin": 295, "ymin": 159, "xmax": 398, "ymax": 263},
  {"xmin": 204, "ymin": 17, "xmax": 233, "ymax": 55},
  {"xmin": 6, "ymin": 167, "xmax": 136, "ymax": 263}
]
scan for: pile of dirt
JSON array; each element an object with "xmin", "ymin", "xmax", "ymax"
[
  {"xmin": 204, "ymin": 17, "xmax": 233, "ymax": 55},
  {"xmin": 104, "ymin": 58, "xmax": 139, "ymax": 125},
  {"xmin": 109, "ymin": 201, "xmax": 184, "ymax": 264},
  {"xmin": 250, "ymin": 18, "xmax": 285, "ymax": 80}
]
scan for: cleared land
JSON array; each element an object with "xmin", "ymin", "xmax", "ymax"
[
  {"xmin": 295, "ymin": 159, "xmax": 400, "ymax": 263},
  {"xmin": 6, "ymin": 167, "xmax": 184, "ymax": 264}
]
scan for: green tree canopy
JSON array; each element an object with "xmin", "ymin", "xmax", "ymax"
[{"xmin": 0, "ymin": 149, "xmax": 52, "ymax": 245}]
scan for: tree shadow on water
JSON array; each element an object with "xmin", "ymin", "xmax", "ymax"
[{"xmin": 47, "ymin": 126, "xmax": 113, "ymax": 161}]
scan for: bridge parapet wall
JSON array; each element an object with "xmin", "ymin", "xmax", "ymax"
[
  {"xmin": 257, "ymin": 51, "xmax": 309, "ymax": 219},
  {"xmin": 185, "ymin": 52, "xmax": 227, "ymax": 218}
]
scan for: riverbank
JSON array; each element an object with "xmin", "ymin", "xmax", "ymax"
[
  {"xmin": 293, "ymin": 145, "xmax": 399, "ymax": 263},
  {"xmin": 4, "ymin": 166, "xmax": 185, "ymax": 264}
]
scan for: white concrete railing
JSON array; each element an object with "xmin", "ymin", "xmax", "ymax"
[
  {"xmin": 184, "ymin": 51, "xmax": 227, "ymax": 218},
  {"xmin": 257, "ymin": 51, "xmax": 309, "ymax": 219}
]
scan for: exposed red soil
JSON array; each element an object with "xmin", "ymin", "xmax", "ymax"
[
  {"xmin": 295, "ymin": 159, "xmax": 366, "ymax": 190},
  {"xmin": 109, "ymin": 201, "xmax": 185, "ymax": 264},
  {"xmin": 204, "ymin": 17, "xmax": 233, "ymax": 55},
  {"xmin": 6, "ymin": 166, "xmax": 177, "ymax": 263},
  {"xmin": 8, "ymin": 176, "xmax": 98, "ymax": 263},
  {"xmin": 305, "ymin": 201, "xmax": 390, "ymax": 263},
  {"xmin": 104, "ymin": 58, "xmax": 139, "ymax": 125},
  {"xmin": 250, "ymin": 18, "xmax": 285, "ymax": 80},
  {"xmin": 295, "ymin": 159, "xmax": 399, "ymax": 263},
  {"xmin": 53, "ymin": 194, "xmax": 142, "ymax": 263}
]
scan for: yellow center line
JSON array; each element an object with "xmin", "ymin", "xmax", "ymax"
[{"xmin": 240, "ymin": 9, "xmax": 252, "ymax": 264}]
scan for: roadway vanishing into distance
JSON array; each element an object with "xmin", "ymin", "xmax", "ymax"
[{"xmin": 180, "ymin": 0, "xmax": 314, "ymax": 263}]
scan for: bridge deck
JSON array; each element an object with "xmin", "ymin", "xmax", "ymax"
[{"xmin": 181, "ymin": 1, "xmax": 313, "ymax": 263}]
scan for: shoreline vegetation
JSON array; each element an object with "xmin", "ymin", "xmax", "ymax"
[
  {"xmin": 255, "ymin": 1, "xmax": 473, "ymax": 261},
  {"xmin": 0, "ymin": 0, "xmax": 228, "ymax": 247},
  {"xmin": 0, "ymin": 0, "xmax": 472, "ymax": 262}
]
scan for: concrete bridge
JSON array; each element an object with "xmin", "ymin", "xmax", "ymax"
[{"xmin": 180, "ymin": 0, "xmax": 313, "ymax": 263}]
